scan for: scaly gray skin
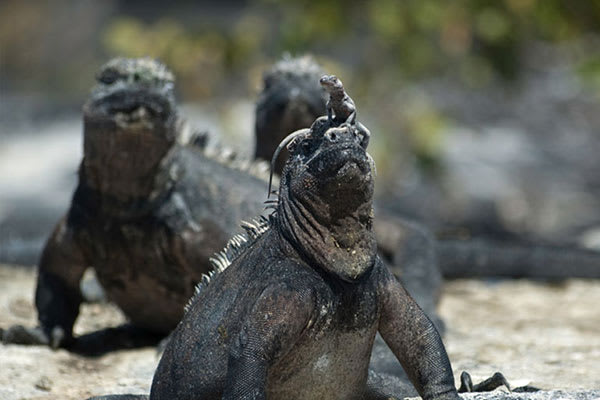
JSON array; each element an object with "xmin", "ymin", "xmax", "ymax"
[
  {"xmin": 1, "ymin": 58, "xmax": 270, "ymax": 349},
  {"xmin": 149, "ymin": 101, "xmax": 460, "ymax": 400}
]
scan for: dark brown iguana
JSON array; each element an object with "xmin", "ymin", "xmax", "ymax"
[{"xmin": 1, "ymin": 58, "xmax": 272, "ymax": 349}]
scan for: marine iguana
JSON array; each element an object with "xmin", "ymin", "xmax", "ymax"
[
  {"xmin": 254, "ymin": 55, "xmax": 329, "ymax": 174},
  {"xmin": 254, "ymin": 55, "xmax": 600, "ymax": 284},
  {"xmin": 149, "ymin": 92, "xmax": 460, "ymax": 400},
  {"xmin": 1, "ymin": 58, "xmax": 271, "ymax": 349}
]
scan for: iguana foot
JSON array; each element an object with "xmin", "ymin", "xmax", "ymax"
[
  {"xmin": 69, "ymin": 324, "xmax": 163, "ymax": 356},
  {"xmin": 458, "ymin": 371, "xmax": 540, "ymax": 393},
  {"xmin": 458, "ymin": 371, "xmax": 510, "ymax": 392},
  {"xmin": 80, "ymin": 270, "xmax": 107, "ymax": 303},
  {"xmin": 513, "ymin": 385, "xmax": 542, "ymax": 392},
  {"xmin": 1, "ymin": 324, "xmax": 66, "ymax": 348},
  {"xmin": 355, "ymin": 121, "xmax": 371, "ymax": 149}
]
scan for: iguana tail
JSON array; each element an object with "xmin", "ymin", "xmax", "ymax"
[{"xmin": 437, "ymin": 239, "xmax": 600, "ymax": 279}]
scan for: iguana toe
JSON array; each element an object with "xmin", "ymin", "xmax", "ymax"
[
  {"xmin": 458, "ymin": 371, "xmax": 511, "ymax": 393},
  {"xmin": 2, "ymin": 325, "xmax": 50, "ymax": 346}
]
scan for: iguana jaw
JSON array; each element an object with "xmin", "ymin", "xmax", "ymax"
[{"xmin": 87, "ymin": 88, "xmax": 173, "ymax": 127}]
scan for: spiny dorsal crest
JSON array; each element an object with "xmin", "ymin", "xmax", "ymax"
[
  {"xmin": 184, "ymin": 216, "xmax": 271, "ymax": 313},
  {"xmin": 202, "ymin": 145, "xmax": 272, "ymax": 181},
  {"xmin": 178, "ymin": 117, "xmax": 273, "ymax": 182}
]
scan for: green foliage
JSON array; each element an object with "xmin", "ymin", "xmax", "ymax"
[
  {"xmin": 257, "ymin": 0, "xmax": 600, "ymax": 81},
  {"xmin": 102, "ymin": 15, "xmax": 268, "ymax": 98},
  {"xmin": 577, "ymin": 55, "xmax": 600, "ymax": 95},
  {"xmin": 99, "ymin": 1, "xmax": 600, "ymax": 96}
]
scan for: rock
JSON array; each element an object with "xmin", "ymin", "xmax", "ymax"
[
  {"xmin": 458, "ymin": 390, "xmax": 600, "ymax": 400},
  {"xmin": 34, "ymin": 376, "xmax": 52, "ymax": 391},
  {"xmin": 80, "ymin": 268, "xmax": 107, "ymax": 303}
]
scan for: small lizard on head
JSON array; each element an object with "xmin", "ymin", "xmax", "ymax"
[{"xmin": 320, "ymin": 74, "xmax": 370, "ymax": 149}]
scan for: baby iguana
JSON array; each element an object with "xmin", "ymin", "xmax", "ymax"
[
  {"xmin": 319, "ymin": 74, "xmax": 370, "ymax": 149},
  {"xmin": 149, "ymin": 86, "xmax": 460, "ymax": 400},
  {"xmin": 2, "ymin": 58, "xmax": 270, "ymax": 349}
]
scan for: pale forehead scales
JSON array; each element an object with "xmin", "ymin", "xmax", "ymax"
[
  {"xmin": 99, "ymin": 57, "xmax": 175, "ymax": 84},
  {"xmin": 265, "ymin": 55, "xmax": 324, "ymax": 84}
]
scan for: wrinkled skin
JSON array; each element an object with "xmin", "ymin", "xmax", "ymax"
[
  {"xmin": 150, "ymin": 111, "xmax": 460, "ymax": 400},
  {"xmin": 2, "ymin": 58, "xmax": 269, "ymax": 349}
]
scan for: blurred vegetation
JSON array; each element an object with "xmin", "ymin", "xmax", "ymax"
[
  {"xmin": 97, "ymin": 0, "xmax": 600, "ymax": 173},
  {"xmin": 94, "ymin": 0, "xmax": 600, "ymax": 96},
  {"xmin": 4, "ymin": 0, "xmax": 600, "ymax": 98},
  {"xmin": 2, "ymin": 0, "xmax": 600, "ymax": 172}
]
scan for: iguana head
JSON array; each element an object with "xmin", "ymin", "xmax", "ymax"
[
  {"xmin": 284, "ymin": 118, "xmax": 374, "ymax": 206},
  {"xmin": 276, "ymin": 104, "xmax": 377, "ymax": 282},
  {"xmin": 86, "ymin": 57, "xmax": 175, "ymax": 124},
  {"xmin": 255, "ymin": 55, "xmax": 327, "ymax": 174},
  {"xmin": 81, "ymin": 58, "xmax": 178, "ymax": 202},
  {"xmin": 318, "ymin": 74, "xmax": 343, "ymax": 94}
]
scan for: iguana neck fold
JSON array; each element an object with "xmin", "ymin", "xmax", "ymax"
[{"xmin": 277, "ymin": 189, "xmax": 376, "ymax": 282}]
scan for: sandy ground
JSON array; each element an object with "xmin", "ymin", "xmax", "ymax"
[
  {"xmin": 0, "ymin": 264, "xmax": 599, "ymax": 400},
  {"xmin": 440, "ymin": 279, "xmax": 600, "ymax": 390}
]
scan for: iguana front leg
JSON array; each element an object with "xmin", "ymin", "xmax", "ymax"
[
  {"xmin": 377, "ymin": 268, "xmax": 459, "ymax": 400},
  {"xmin": 3, "ymin": 218, "xmax": 87, "ymax": 348},
  {"xmin": 223, "ymin": 283, "xmax": 314, "ymax": 400},
  {"xmin": 326, "ymin": 98, "xmax": 335, "ymax": 123},
  {"xmin": 378, "ymin": 271, "xmax": 522, "ymax": 399}
]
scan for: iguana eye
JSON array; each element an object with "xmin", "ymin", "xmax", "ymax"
[
  {"xmin": 98, "ymin": 68, "xmax": 120, "ymax": 85},
  {"xmin": 300, "ymin": 140, "xmax": 313, "ymax": 155},
  {"xmin": 286, "ymin": 137, "xmax": 300, "ymax": 154},
  {"xmin": 263, "ymin": 75, "xmax": 274, "ymax": 90}
]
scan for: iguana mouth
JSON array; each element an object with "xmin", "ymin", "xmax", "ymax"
[
  {"xmin": 308, "ymin": 144, "xmax": 371, "ymax": 178},
  {"xmin": 89, "ymin": 89, "xmax": 173, "ymax": 122}
]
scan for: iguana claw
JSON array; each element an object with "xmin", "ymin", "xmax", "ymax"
[{"xmin": 458, "ymin": 371, "xmax": 511, "ymax": 393}]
